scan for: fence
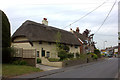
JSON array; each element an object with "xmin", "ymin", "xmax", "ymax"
[{"xmin": 14, "ymin": 48, "xmax": 36, "ymax": 67}]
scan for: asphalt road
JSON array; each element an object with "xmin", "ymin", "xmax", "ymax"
[{"xmin": 42, "ymin": 58, "xmax": 119, "ymax": 78}]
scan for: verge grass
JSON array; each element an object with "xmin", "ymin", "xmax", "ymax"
[{"xmin": 2, "ymin": 64, "xmax": 42, "ymax": 78}]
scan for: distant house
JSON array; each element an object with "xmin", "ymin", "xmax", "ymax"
[
  {"xmin": 12, "ymin": 20, "xmax": 81, "ymax": 58},
  {"xmin": 70, "ymin": 28, "xmax": 95, "ymax": 54},
  {"xmin": 106, "ymin": 46, "xmax": 118, "ymax": 55},
  {"xmin": 101, "ymin": 46, "xmax": 118, "ymax": 57}
]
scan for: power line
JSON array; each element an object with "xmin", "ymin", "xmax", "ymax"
[
  {"xmin": 63, "ymin": 0, "xmax": 108, "ymax": 29},
  {"xmin": 94, "ymin": 0, "xmax": 117, "ymax": 35}
]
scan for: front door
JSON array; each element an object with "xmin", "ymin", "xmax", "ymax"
[{"xmin": 42, "ymin": 48, "xmax": 45, "ymax": 57}]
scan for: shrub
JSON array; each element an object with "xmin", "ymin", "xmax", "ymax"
[
  {"xmin": 48, "ymin": 58, "xmax": 60, "ymax": 62},
  {"xmin": 63, "ymin": 45, "xmax": 70, "ymax": 52},
  {"xmin": 37, "ymin": 58, "xmax": 41, "ymax": 63},
  {"xmin": 12, "ymin": 60, "xmax": 27, "ymax": 65},
  {"xmin": 57, "ymin": 44, "xmax": 70, "ymax": 52},
  {"xmin": 89, "ymin": 53, "xmax": 98, "ymax": 60},
  {"xmin": 19, "ymin": 60, "xmax": 27, "ymax": 65},
  {"xmin": 58, "ymin": 50, "xmax": 68, "ymax": 61},
  {"xmin": 79, "ymin": 54, "xmax": 88, "ymax": 60},
  {"xmin": 12, "ymin": 60, "xmax": 19, "ymax": 65},
  {"xmin": 93, "ymin": 54, "xmax": 98, "ymax": 59},
  {"xmin": 87, "ymin": 52, "xmax": 91, "ymax": 55},
  {"xmin": 76, "ymin": 53, "xmax": 80, "ymax": 58},
  {"xmin": 63, "ymin": 58, "xmax": 70, "ymax": 60},
  {"xmin": 67, "ymin": 53, "xmax": 74, "ymax": 58},
  {"xmin": 94, "ymin": 49, "xmax": 101, "ymax": 58},
  {"xmin": 2, "ymin": 47, "xmax": 16, "ymax": 63},
  {"xmin": 2, "ymin": 48, "xmax": 11, "ymax": 63}
]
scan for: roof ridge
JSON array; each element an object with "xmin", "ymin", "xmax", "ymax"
[{"xmin": 23, "ymin": 20, "xmax": 74, "ymax": 35}]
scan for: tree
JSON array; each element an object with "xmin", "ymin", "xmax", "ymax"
[
  {"xmin": 1, "ymin": 10, "xmax": 11, "ymax": 63},
  {"xmin": 55, "ymin": 31, "xmax": 70, "ymax": 60},
  {"xmin": 55, "ymin": 31, "xmax": 62, "ymax": 52},
  {"xmin": 83, "ymin": 29, "xmax": 91, "ymax": 37}
]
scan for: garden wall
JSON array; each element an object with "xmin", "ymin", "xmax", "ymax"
[
  {"xmin": 41, "ymin": 57, "xmax": 62, "ymax": 67},
  {"xmin": 41, "ymin": 57, "xmax": 97, "ymax": 67},
  {"xmin": 62, "ymin": 58, "xmax": 95, "ymax": 67}
]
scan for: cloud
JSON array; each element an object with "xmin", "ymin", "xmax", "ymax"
[{"xmin": 1, "ymin": 0, "xmax": 118, "ymax": 49}]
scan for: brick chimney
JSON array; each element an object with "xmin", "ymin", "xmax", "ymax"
[
  {"xmin": 42, "ymin": 18, "xmax": 48, "ymax": 26},
  {"xmin": 70, "ymin": 28, "xmax": 74, "ymax": 33},
  {"xmin": 76, "ymin": 27, "xmax": 79, "ymax": 33}
]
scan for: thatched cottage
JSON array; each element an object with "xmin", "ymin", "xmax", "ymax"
[{"xmin": 12, "ymin": 20, "xmax": 81, "ymax": 58}]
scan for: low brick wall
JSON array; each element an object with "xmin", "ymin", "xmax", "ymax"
[
  {"xmin": 41, "ymin": 57, "xmax": 62, "ymax": 67},
  {"xmin": 62, "ymin": 58, "xmax": 95, "ymax": 67},
  {"xmin": 63, "ymin": 59, "xmax": 86, "ymax": 67},
  {"xmin": 41, "ymin": 57, "xmax": 99, "ymax": 68}
]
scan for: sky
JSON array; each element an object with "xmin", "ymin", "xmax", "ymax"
[{"xmin": 0, "ymin": 0, "xmax": 119, "ymax": 49}]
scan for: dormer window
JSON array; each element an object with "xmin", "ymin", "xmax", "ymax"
[{"xmin": 75, "ymin": 45, "xmax": 78, "ymax": 49}]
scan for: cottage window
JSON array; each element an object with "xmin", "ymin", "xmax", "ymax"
[
  {"xmin": 37, "ymin": 51, "xmax": 39, "ymax": 57},
  {"xmin": 75, "ymin": 45, "xmax": 78, "ymax": 49},
  {"xmin": 46, "ymin": 51, "xmax": 50, "ymax": 58}
]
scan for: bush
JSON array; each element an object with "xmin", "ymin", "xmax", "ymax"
[
  {"xmin": 48, "ymin": 58, "xmax": 60, "ymax": 62},
  {"xmin": 19, "ymin": 60, "xmax": 27, "ymax": 65},
  {"xmin": 63, "ymin": 45, "xmax": 70, "ymax": 52},
  {"xmin": 58, "ymin": 50, "xmax": 68, "ymax": 61},
  {"xmin": 76, "ymin": 53, "xmax": 80, "ymax": 58},
  {"xmin": 89, "ymin": 53, "xmax": 98, "ymax": 60},
  {"xmin": 93, "ymin": 54, "xmax": 98, "ymax": 59},
  {"xmin": 12, "ymin": 60, "xmax": 27, "ymax": 65},
  {"xmin": 87, "ymin": 52, "xmax": 91, "ymax": 55},
  {"xmin": 37, "ymin": 58, "xmax": 41, "ymax": 63},
  {"xmin": 2, "ymin": 47, "xmax": 16, "ymax": 63},
  {"xmin": 67, "ymin": 53, "xmax": 74, "ymax": 58},
  {"xmin": 94, "ymin": 49, "xmax": 101, "ymax": 58},
  {"xmin": 57, "ymin": 44, "xmax": 70, "ymax": 52},
  {"xmin": 12, "ymin": 60, "xmax": 19, "ymax": 65},
  {"xmin": 79, "ymin": 54, "xmax": 88, "ymax": 60}
]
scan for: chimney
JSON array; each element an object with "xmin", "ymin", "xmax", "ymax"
[
  {"xmin": 70, "ymin": 28, "xmax": 74, "ymax": 33},
  {"xmin": 42, "ymin": 18, "xmax": 48, "ymax": 26},
  {"xmin": 76, "ymin": 27, "xmax": 79, "ymax": 33}
]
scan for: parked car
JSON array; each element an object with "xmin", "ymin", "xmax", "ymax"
[{"xmin": 107, "ymin": 54, "xmax": 113, "ymax": 58}]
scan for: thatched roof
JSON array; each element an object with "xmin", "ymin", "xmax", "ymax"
[{"xmin": 12, "ymin": 20, "xmax": 81, "ymax": 46}]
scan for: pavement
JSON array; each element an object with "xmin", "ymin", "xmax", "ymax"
[
  {"xmin": 11, "ymin": 58, "xmax": 105, "ymax": 79},
  {"xmin": 36, "ymin": 64, "xmax": 60, "ymax": 71}
]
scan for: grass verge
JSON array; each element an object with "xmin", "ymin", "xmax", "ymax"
[{"xmin": 2, "ymin": 64, "xmax": 43, "ymax": 78}]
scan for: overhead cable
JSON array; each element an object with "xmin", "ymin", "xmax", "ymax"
[
  {"xmin": 63, "ymin": 0, "xmax": 108, "ymax": 29},
  {"xmin": 94, "ymin": 0, "xmax": 117, "ymax": 35}
]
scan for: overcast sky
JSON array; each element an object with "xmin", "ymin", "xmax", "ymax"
[{"xmin": 0, "ymin": 0, "xmax": 119, "ymax": 49}]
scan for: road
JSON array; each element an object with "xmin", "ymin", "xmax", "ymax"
[{"xmin": 41, "ymin": 58, "xmax": 118, "ymax": 78}]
